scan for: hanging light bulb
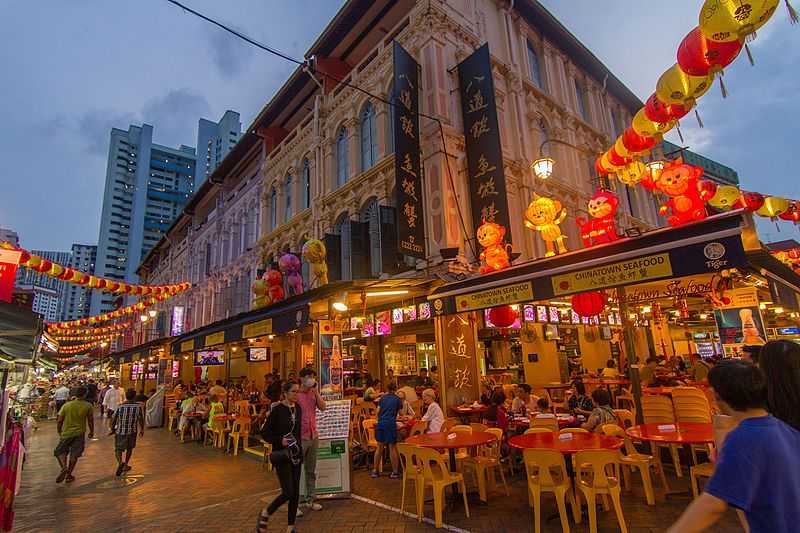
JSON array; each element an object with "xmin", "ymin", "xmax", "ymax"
[{"xmin": 531, "ymin": 157, "xmax": 555, "ymax": 180}]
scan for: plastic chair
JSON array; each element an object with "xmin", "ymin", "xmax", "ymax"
[
  {"xmin": 641, "ymin": 395, "xmax": 683, "ymax": 477},
  {"xmin": 524, "ymin": 427, "xmax": 553, "ymax": 435},
  {"xmin": 416, "ymin": 446, "xmax": 470, "ymax": 528},
  {"xmin": 613, "ymin": 409, "xmax": 635, "ymax": 429},
  {"xmin": 441, "ymin": 417, "xmax": 459, "ymax": 433},
  {"xmin": 211, "ymin": 415, "xmax": 230, "ymax": 448},
  {"xmin": 167, "ymin": 407, "xmax": 178, "ymax": 432},
  {"xmin": 531, "ymin": 416, "xmax": 559, "ymax": 432},
  {"xmin": 409, "ymin": 420, "xmax": 428, "ymax": 436},
  {"xmin": 451, "ymin": 425, "xmax": 473, "ymax": 463},
  {"xmin": 616, "ymin": 387, "xmax": 635, "ymax": 411},
  {"xmin": 362, "ymin": 419, "xmax": 382, "ymax": 472},
  {"xmin": 397, "ymin": 443, "xmax": 423, "ymax": 518},
  {"xmin": 461, "ymin": 427, "xmax": 508, "ymax": 503},
  {"xmin": 522, "ymin": 448, "xmax": 581, "ymax": 533},
  {"xmin": 690, "ymin": 462, "xmax": 715, "ymax": 499},
  {"xmin": 574, "ymin": 450, "xmax": 628, "ymax": 533},
  {"xmin": 470, "ymin": 422, "xmax": 489, "ymax": 432},
  {"xmin": 227, "ymin": 417, "xmax": 251, "ymax": 456},
  {"xmin": 233, "ymin": 400, "xmax": 250, "ymax": 417},
  {"xmin": 560, "ymin": 428, "xmax": 589, "ymax": 434},
  {"xmin": 256, "ymin": 436, "xmax": 273, "ymax": 472},
  {"xmin": 602, "ymin": 424, "xmax": 667, "ymax": 505}
]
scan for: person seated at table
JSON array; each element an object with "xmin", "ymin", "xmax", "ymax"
[
  {"xmin": 601, "ymin": 359, "xmax": 620, "ymax": 378},
  {"xmin": 396, "ymin": 390, "xmax": 414, "ymax": 419},
  {"xmin": 177, "ymin": 393, "xmax": 200, "ymax": 435},
  {"xmin": 534, "ymin": 397, "xmax": 552, "ymax": 415},
  {"xmin": 486, "ymin": 390, "xmax": 509, "ymax": 431},
  {"xmin": 363, "ymin": 379, "xmax": 381, "ymax": 402},
  {"xmin": 479, "ymin": 383, "xmax": 493, "ymax": 406},
  {"xmin": 639, "ymin": 357, "xmax": 659, "ymax": 387},
  {"xmin": 689, "ymin": 353, "xmax": 712, "ymax": 383},
  {"xmin": 511, "ymin": 384, "xmax": 538, "ymax": 415},
  {"xmin": 420, "ymin": 388, "xmax": 444, "ymax": 433},
  {"xmin": 581, "ymin": 389, "xmax": 616, "ymax": 433},
  {"xmin": 567, "ymin": 380, "xmax": 594, "ymax": 417},
  {"xmin": 415, "ymin": 368, "xmax": 434, "ymax": 388},
  {"xmin": 385, "ymin": 368, "xmax": 397, "ymax": 388},
  {"xmin": 204, "ymin": 394, "xmax": 225, "ymax": 432}
]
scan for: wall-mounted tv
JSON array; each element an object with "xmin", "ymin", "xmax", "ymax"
[
  {"xmin": 194, "ymin": 349, "xmax": 225, "ymax": 366},
  {"xmin": 246, "ymin": 347, "xmax": 270, "ymax": 363}
]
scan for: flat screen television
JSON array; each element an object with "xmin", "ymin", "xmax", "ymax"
[
  {"xmin": 543, "ymin": 324, "xmax": 561, "ymax": 341},
  {"xmin": 194, "ymin": 349, "xmax": 225, "ymax": 366},
  {"xmin": 246, "ymin": 347, "xmax": 270, "ymax": 363},
  {"xmin": 145, "ymin": 362, "xmax": 158, "ymax": 380}
]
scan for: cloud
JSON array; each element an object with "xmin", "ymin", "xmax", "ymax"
[
  {"xmin": 209, "ymin": 27, "xmax": 253, "ymax": 77},
  {"xmin": 76, "ymin": 109, "xmax": 138, "ymax": 155},
  {"xmin": 140, "ymin": 88, "xmax": 210, "ymax": 147}
]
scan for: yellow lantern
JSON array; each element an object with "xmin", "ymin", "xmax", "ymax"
[
  {"xmin": 756, "ymin": 196, "xmax": 789, "ymax": 218},
  {"xmin": 656, "ymin": 63, "xmax": 714, "ymax": 108},
  {"xmin": 699, "ymin": 0, "xmax": 779, "ymax": 42},
  {"xmin": 632, "ymin": 109, "xmax": 675, "ymax": 138},
  {"xmin": 617, "ymin": 161, "xmax": 647, "ymax": 187},
  {"xmin": 70, "ymin": 271, "xmax": 83, "ymax": 283},
  {"xmin": 614, "ymin": 136, "xmax": 631, "ymax": 159},
  {"xmin": 48, "ymin": 263, "xmax": 65, "ymax": 277},
  {"xmin": 600, "ymin": 152, "xmax": 621, "ymax": 176},
  {"xmin": 708, "ymin": 185, "xmax": 741, "ymax": 210}
]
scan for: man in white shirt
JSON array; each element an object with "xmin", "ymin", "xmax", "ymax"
[
  {"xmin": 420, "ymin": 388, "xmax": 444, "ymax": 433},
  {"xmin": 53, "ymin": 384, "xmax": 71, "ymax": 412},
  {"xmin": 102, "ymin": 383, "xmax": 124, "ymax": 428},
  {"xmin": 209, "ymin": 380, "xmax": 227, "ymax": 400}
]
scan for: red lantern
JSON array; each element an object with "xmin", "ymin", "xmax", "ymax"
[
  {"xmin": 571, "ymin": 291, "xmax": 606, "ymax": 318},
  {"xmin": 677, "ymin": 27, "xmax": 742, "ymax": 77},
  {"xmin": 595, "ymin": 156, "xmax": 611, "ymax": 176},
  {"xmin": 77, "ymin": 274, "xmax": 90, "ymax": 285},
  {"xmin": 607, "ymin": 147, "xmax": 630, "ymax": 167},
  {"xmin": 18, "ymin": 250, "xmax": 31, "ymax": 265},
  {"xmin": 622, "ymin": 128, "xmax": 657, "ymax": 154},
  {"xmin": 698, "ymin": 180, "xmax": 718, "ymax": 201},
  {"xmin": 644, "ymin": 93, "xmax": 691, "ymax": 123},
  {"xmin": 488, "ymin": 305, "xmax": 518, "ymax": 328},
  {"xmin": 96, "ymin": 279, "xmax": 107, "ymax": 289},
  {"xmin": 779, "ymin": 201, "xmax": 800, "ymax": 223},
  {"xmin": 737, "ymin": 191, "xmax": 765, "ymax": 212}
]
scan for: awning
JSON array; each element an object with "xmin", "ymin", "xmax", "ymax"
[
  {"xmin": 111, "ymin": 336, "xmax": 176, "ymax": 364},
  {"xmin": 0, "ymin": 301, "xmax": 43, "ymax": 361},
  {"xmin": 428, "ymin": 211, "xmax": 749, "ymax": 315}
]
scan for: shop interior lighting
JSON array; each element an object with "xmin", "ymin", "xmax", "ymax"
[
  {"xmin": 699, "ymin": 313, "xmax": 709, "ymax": 320},
  {"xmin": 100, "ymin": 342, "xmax": 108, "ymax": 348},
  {"xmin": 231, "ymin": 346, "xmax": 238, "ymax": 352},
  {"xmin": 148, "ymin": 309, "xmax": 158, "ymax": 318},
  {"xmin": 332, "ymin": 292, "xmax": 349, "ymax": 311},
  {"xmin": 248, "ymin": 338, "xmax": 255, "ymax": 343},
  {"xmin": 139, "ymin": 315, "xmax": 148, "ymax": 322},
  {"xmin": 268, "ymin": 334, "xmax": 275, "ymax": 340},
  {"xmin": 628, "ymin": 313, "xmax": 637, "ymax": 320},
  {"xmin": 548, "ymin": 301, "xmax": 571, "ymax": 306},
  {"xmin": 759, "ymin": 303, "xmax": 768, "ymax": 310},
  {"xmin": 641, "ymin": 305, "xmax": 652, "ymax": 314},
  {"xmin": 365, "ymin": 290, "xmax": 409, "ymax": 297},
  {"xmin": 531, "ymin": 157, "xmax": 554, "ymax": 180},
  {"xmin": 773, "ymin": 307, "xmax": 784, "ymax": 314}
]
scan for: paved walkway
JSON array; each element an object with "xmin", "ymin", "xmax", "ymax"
[{"xmin": 14, "ymin": 411, "xmax": 743, "ymax": 532}]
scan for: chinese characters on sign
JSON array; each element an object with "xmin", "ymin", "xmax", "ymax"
[
  {"xmin": 442, "ymin": 313, "xmax": 479, "ymax": 408},
  {"xmin": 393, "ymin": 42, "xmax": 426, "ymax": 259},
  {"xmin": 457, "ymin": 44, "xmax": 512, "ymax": 242}
]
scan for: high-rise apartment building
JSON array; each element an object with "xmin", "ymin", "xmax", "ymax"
[
  {"xmin": 0, "ymin": 227, "xmax": 19, "ymax": 248},
  {"xmin": 91, "ymin": 124, "xmax": 196, "ymax": 315},
  {"xmin": 61, "ymin": 244, "xmax": 97, "ymax": 321},
  {"xmin": 196, "ymin": 110, "xmax": 241, "ymax": 186},
  {"xmin": 16, "ymin": 250, "xmax": 71, "ymax": 322}
]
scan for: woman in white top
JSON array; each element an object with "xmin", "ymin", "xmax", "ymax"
[{"xmin": 420, "ymin": 388, "xmax": 444, "ymax": 433}]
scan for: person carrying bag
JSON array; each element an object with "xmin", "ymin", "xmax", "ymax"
[{"xmin": 257, "ymin": 380, "xmax": 303, "ymax": 533}]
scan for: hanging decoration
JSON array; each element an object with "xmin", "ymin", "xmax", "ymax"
[
  {"xmin": 571, "ymin": 291, "xmax": 607, "ymax": 318},
  {"xmin": 476, "ymin": 220, "xmax": 511, "ymax": 273},
  {"xmin": 524, "ymin": 193, "xmax": 568, "ymax": 257},
  {"xmin": 278, "ymin": 253, "xmax": 304, "ymax": 296},
  {"xmin": 616, "ymin": 161, "xmax": 647, "ymax": 187},
  {"xmin": 576, "ymin": 191, "xmax": 620, "ymax": 247},
  {"xmin": 52, "ymin": 332, "xmax": 122, "ymax": 343},
  {"xmin": 653, "ymin": 161, "xmax": 707, "ymax": 227},
  {"xmin": 738, "ymin": 191, "xmax": 765, "ymax": 212},
  {"xmin": 755, "ymin": 196, "xmax": 790, "ymax": 218},
  {"xmin": 656, "ymin": 63, "xmax": 715, "ymax": 108},
  {"xmin": 301, "ymin": 239, "xmax": 329, "ymax": 288},
  {"xmin": 708, "ymin": 184, "xmax": 742, "ymax": 209},
  {"xmin": 48, "ymin": 294, "xmax": 170, "ymax": 329},
  {"xmin": 778, "ymin": 201, "xmax": 800, "ymax": 223},
  {"xmin": 0, "ymin": 243, "xmax": 191, "ymax": 297},
  {"xmin": 266, "ymin": 269, "xmax": 285, "ymax": 304},
  {"xmin": 47, "ymin": 323, "xmax": 130, "ymax": 335},
  {"xmin": 487, "ymin": 305, "xmax": 518, "ymax": 328},
  {"xmin": 699, "ymin": 0, "xmax": 782, "ymax": 43}
]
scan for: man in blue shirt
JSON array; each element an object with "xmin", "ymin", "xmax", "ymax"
[
  {"xmin": 371, "ymin": 381, "xmax": 403, "ymax": 479},
  {"xmin": 668, "ymin": 360, "xmax": 800, "ymax": 533}
]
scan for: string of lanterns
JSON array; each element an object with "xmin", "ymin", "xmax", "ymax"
[
  {"xmin": 54, "ymin": 339, "xmax": 113, "ymax": 354},
  {"xmin": 48, "ymin": 294, "xmax": 170, "ymax": 329},
  {"xmin": 0, "ymin": 242, "xmax": 191, "ymax": 297},
  {"xmin": 51, "ymin": 332, "xmax": 122, "ymax": 342},
  {"xmin": 594, "ymin": 1, "xmax": 798, "ymax": 224},
  {"xmin": 47, "ymin": 323, "xmax": 130, "ymax": 336}
]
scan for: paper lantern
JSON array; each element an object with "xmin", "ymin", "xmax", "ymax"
[
  {"xmin": 622, "ymin": 127, "xmax": 658, "ymax": 154},
  {"xmin": 70, "ymin": 271, "xmax": 83, "ymax": 283},
  {"xmin": 738, "ymin": 191, "xmax": 765, "ymax": 212},
  {"xmin": 779, "ymin": 201, "xmax": 800, "ymax": 222},
  {"xmin": 644, "ymin": 93, "xmax": 691, "ymax": 123},
  {"xmin": 678, "ymin": 26, "xmax": 743, "ymax": 76},
  {"xmin": 698, "ymin": 180, "xmax": 718, "ymax": 201},
  {"xmin": 476, "ymin": 220, "xmax": 511, "ymax": 273},
  {"xmin": 571, "ymin": 291, "xmax": 606, "ymax": 318},
  {"xmin": 614, "ymin": 136, "xmax": 631, "ymax": 159},
  {"xmin": 48, "ymin": 263, "xmax": 65, "ymax": 277},
  {"xmin": 656, "ymin": 64, "xmax": 715, "ymax": 108},
  {"xmin": 699, "ymin": 0, "xmax": 779, "ymax": 42},
  {"xmin": 607, "ymin": 146, "xmax": 630, "ymax": 167},
  {"xmin": 616, "ymin": 161, "xmax": 647, "ymax": 187},
  {"xmin": 632, "ymin": 108, "xmax": 675, "ymax": 138},
  {"xmin": 756, "ymin": 196, "xmax": 789, "ymax": 218},
  {"xmin": 488, "ymin": 305, "xmax": 518, "ymax": 328},
  {"xmin": 17, "ymin": 250, "xmax": 31, "ymax": 265},
  {"xmin": 600, "ymin": 152, "xmax": 621, "ymax": 174},
  {"xmin": 595, "ymin": 156, "xmax": 611, "ymax": 176}
]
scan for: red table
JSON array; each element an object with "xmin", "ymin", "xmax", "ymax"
[
  {"xmin": 406, "ymin": 431, "xmax": 496, "ymax": 472},
  {"xmin": 642, "ymin": 386, "xmax": 675, "ymax": 396},
  {"xmin": 513, "ymin": 414, "xmax": 577, "ymax": 429},
  {"xmin": 581, "ymin": 378, "xmax": 630, "ymax": 386},
  {"xmin": 626, "ymin": 422, "xmax": 714, "ymax": 444},
  {"xmin": 450, "ymin": 404, "xmax": 488, "ymax": 422},
  {"xmin": 508, "ymin": 431, "xmax": 623, "ymax": 454}
]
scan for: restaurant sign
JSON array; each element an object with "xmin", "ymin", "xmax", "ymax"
[
  {"xmin": 204, "ymin": 331, "xmax": 225, "ymax": 347},
  {"xmin": 552, "ymin": 253, "xmax": 672, "ymax": 296},
  {"xmin": 608, "ymin": 277, "xmax": 713, "ymax": 304},
  {"xmin": 180, "ymin": 339, "xmax": 195, "ymax": 353},
  {"xmin": 455, "ymin": 281, "xmax": 533, "ymax": 312},
  {"xmin": 242, "ymin": 318, "xmax": 272, "ymax": 339}
]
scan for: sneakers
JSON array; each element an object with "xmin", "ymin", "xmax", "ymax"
[
  {"xmin": 389, "ymin": 472, "xmax": 401, "ymax": 479},
  {"xmin": 123, "ymin": 464, "xmax": 132, "ymax": 472},
  {"xmin": 56, "ymin": 469, "xmax": 68, "ymax": 483},
  {"xmin": 64, "ymin": 475, "xmax": 76, "ymax": 483},
  {"xmin": 305, "ymin": 501, "xmax": 322, "ymax": 511},
  {"xmin": 115, "ymin": 463, "xmax": 126, "ymax": 477},
  {"xmin": 370, "ymin": 471, "xmax": 380, "ymax": 478},
  {"xmin": 295, "ymin": 507, "xmax": 304, "ymax": 518}
]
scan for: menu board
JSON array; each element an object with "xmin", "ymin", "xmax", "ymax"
[{"xmin": 316, "ymin": 399, "xmax": 352, "ymax": 440}]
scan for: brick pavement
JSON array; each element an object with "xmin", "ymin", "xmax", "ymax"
[{"xmin": 14, "ymin": 411, "xmax": 743, "ymax": 532}]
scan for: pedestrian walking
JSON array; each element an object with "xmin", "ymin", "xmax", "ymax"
[
  {"xmin": 257, "ymin": 380, "xmax": 303, "ymax": 533},
  {"xmin": 54, "ymin": 386, "xmax": 94, "ymax": 484},
  {"xmin": 111, "ymin": 389, "xmax": 145, "ymax": 477},
  {"xmin": 102, "ymin": 381, "xmax": 123, "ymax": 430},
  {"xmin": 53, "ymin": 383, "xmax": 70, "ymax": 413},
  {"xmin": 297, "ymin": 368, "xmax": 325, "ymax": 511}
]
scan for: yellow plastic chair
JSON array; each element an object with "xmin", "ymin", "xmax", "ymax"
[
  {"xmin": 167, "ymin": 407, "xmax": 178, "ymax": 432},
  {"xmin": 602, "ymin": 424, "xmax": 667, "ymax": 505},
  {"xmin": 417, "ymin": 446, "xmax": 470, "ymax": 528},
  {"xmin": 560, "ymin": 428, "xmax": 589, "ymax": 434},
  {"xmin": 641, "ymin": 395, "xmax": 683, "ymax": 477},
  {"xmin": 612, "ymin": 409, "xmax": 635, "ymax": 429},
  {"xmin": 409, "ymin": 420, "xmax": 428, "ymax": 436},
  {"xmin": 441, "ymin": 417, "xmax": 459, "ymax": 433},
  {"xmin": 256, "ymin": 436, "xmax": 273, "ymax": 472},
  {"xmin": 233, "ymin": 400, "xmax": 250, "ymax": 417},
  {"xmin": 470, "ymin": 422, "xmax": 489, "ymax": 432},
  {"xmin": 531, "ymin": 416, "xmax": 559, "ymax": 432},
  {"xmin": 616, "ymin": 387, "xmax": 635, "ymax": 411},
  {"xmin": 397, "ymin": 443, "xmax": 424, "ymax": 518},
  {"xmin": 362, "ymin": 419, "xmax": 382, "ymax": 472},
  {"xmin": 461, "ymin": 427, "xmax": 508, "ymax": 503},
  {"xmin": 211, "ymin": 415, "xmax": 230, "ymax": 448},
  {"xmin": 690, "ymin": 462, "xmax": 715, "ymax": 499},
  {"xmin": 522, "ymin": 448, "xmax": 581, "ymax": 533},
  {"xmin": 524, "ymin": 427, "xmax": 553, "ymax": 435},
  {"xmin": 451, "ymin": 425, "xmax": 473, "ymax": 463},
  {"xmin": 574, "ymin": 449, "xmax": 628, "ymax": 533},
  {"xmin": 227, "ymin": 417, "xmax": 251, "ymax": 456}
]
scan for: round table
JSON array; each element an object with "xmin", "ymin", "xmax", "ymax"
[
  {"xmin": 581, "ymin": 378, "xmax": 630, "ymax": 386},
  {"xmin": 508, "ymin": 432, "xmax": 623, "ymax": 454},
  {"xmin": 513, "ymin": 414, "xmax": 577, "ymax": 429},
  {"xmin": 642, "ymin": 386, "xmax": 674, "ymax": 396},
  {"xmin": 626, "ymin": 422, "xmax": 714, "ymax": 444},
  {"xmin": 450, "ymin": 404, "xmax": 488, "ymax": 422},
  {"xmin": 406, "ymin": 431, "xmax": 496, "ymax": 471}
]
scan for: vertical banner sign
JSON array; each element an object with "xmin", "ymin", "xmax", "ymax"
[
  {"xmin": 0, "ymin": 249, "xmax": 21, "ymax": 303},
  {"xmin": 457, "ymin": 44, "xmax": 512, "ymax": 242},
  {"xmin": 393, "ymin": 42, "xmax": 426, "ymax": 259},
  {"xmin": 440, "ymin": 312, "xmax": 480, "ymax": 409},
  {"xmin": 316, "ymin": 320, "xmax": 343, "ymax": 401}
]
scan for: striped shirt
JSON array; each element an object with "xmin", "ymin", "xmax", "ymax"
[{"xmin": 113, "ymin": 402, "xmax": 143, "ymax": 435}]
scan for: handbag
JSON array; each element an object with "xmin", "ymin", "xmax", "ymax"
[{"xmin": 268, "ymin": 405, "xmax": 302, "ymax": 466}]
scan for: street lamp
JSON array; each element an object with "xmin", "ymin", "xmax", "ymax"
[
  {"xmin": 139, "ymin": 314, "xmax": 148, "ymax": 323},
  {"xmin": 645, "ymin": 160, "xmax": 666, "ymax": 182},
  {"xmin": 530, "ymin": 138, "xmax": 604, "ymax": 187},
  {"xmin": 148, "ymin": 309, "xmax": 158, "ymax": 318}
]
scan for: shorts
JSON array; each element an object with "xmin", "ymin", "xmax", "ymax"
[
  {"xmin": 375, "ymin": 422, "xmax": 398, "ymax": 444},
  {"xmin": 56, "ymin": 400, "xmax": 66, "ymax": 412},
  {"xmin": 114, "ymin": 433, "xmax": 137, "ymax": 452},
  {"xmin": 54, "ymin": 435, "xmax": 85, "ymax": 458}
]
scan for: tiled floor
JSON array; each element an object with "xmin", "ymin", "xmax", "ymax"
[{"xmin": 14, "ymin": 411, "xmax": 743, "ymax": 532}]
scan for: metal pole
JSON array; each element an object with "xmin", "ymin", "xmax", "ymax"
[{"xmin": 617, "ymin": 286, "xmax": 644, "ymax": 424}]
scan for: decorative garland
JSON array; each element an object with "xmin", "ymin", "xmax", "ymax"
[
  {"xmin": 48, "ymin": 294, "xmax": 170, "ymax": 329},
  {"xmin": 594, "ymin": 1, "xmax": 798, "ymax": 223},
  {"xmin": 47, "ymin": 323, "xmax": 130, "ymax": 336},
  {"xmin": 51, "ymin": 332, "xmax": 122, "ymax": 342},
  {"xmin": 0, "ymin": 242, "xmax": 191, "ymax": 296}
]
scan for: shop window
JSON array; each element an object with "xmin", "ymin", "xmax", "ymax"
[
  {"xmin": 301, "ymin": 159, "xmax": 311, "ymax": 209},
  {"xmin": 336, "ymin": 127, "xmax": 349, "ymax": 187},
  {"xmin": 284, "ymin": 173, "xmax": 293, "ymax": 222},
  {"xmin": 360, "ymin": 103, "xmax": 378, "ymax": 172}
]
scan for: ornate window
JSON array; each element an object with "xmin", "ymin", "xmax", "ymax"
[
  {"xmin": 526, "ymin": 41, "xmax": 544, "ymax": 89},
  {"xmin": 574, "ymin": 79, "xmax": 589, "ymax": 121},
  {"xmin": 333, "ymin": 214, "xmax": 351, "ymax": 280},
  {"xmin": 360, "ymin": 103, "xmax": 378, "ymax": 171},
  {"xmin": 269, "ymin": 186, "xmax": 277, "ymax": 230},
  {"xmin": 336, "ymin": 126, "xmax": 349, "ymax": 187},
  {"xmin": 284, "ymin": 173, "xmax": 292, "ymax": 222},
  {"xmin": 360, "ymin": 198, "xmax": 382, "ymax": 277},
  {"xmin": 301, "ymin": 159, "xmax": 311, "ymax": 209}
]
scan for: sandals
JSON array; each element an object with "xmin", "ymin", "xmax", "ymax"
[
  {"xmin": 256, "ymin": 508, "xmax": 269, "ymax": 533},
  {"xmin": 56, "ymin": 470, "xmax": 68, "ymax": 483}
]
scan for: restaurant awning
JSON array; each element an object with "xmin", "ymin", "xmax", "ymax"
[
  {"xmin": 0, "ymin": 301, "xmax": 43, "ymax": 362},
  {"xmin": 111, "ymin": 336, "xmax": 176, "ymax": 364},
  {"xmin": 428, "ymin": 210, "xmax": 750, "ymax": 315}
]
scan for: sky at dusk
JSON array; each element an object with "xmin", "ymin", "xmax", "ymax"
[{"xmin": 1, "ymin": 0, "xmax": 797, "ymax": 252}]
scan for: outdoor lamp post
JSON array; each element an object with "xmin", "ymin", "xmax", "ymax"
[
  {"xmin": 645, "ymin": 160, "xmax": 666, "ymax": 182},
  {"xmin": 530, "ymin": 138, "xmax": 607, "ymax": 189}
]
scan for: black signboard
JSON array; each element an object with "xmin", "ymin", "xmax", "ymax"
[
  {"xmin": 457, "ymin": 44, "xmax": 511, "ymax": 242},
  {"xmin": 393, "ymin": 42, "xmax": 426, "ymax": 259}
]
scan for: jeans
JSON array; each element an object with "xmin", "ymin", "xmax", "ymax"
[
  {"xmin": 302, "ymin": 438, "xmax": 319, "ymax": 502},
  {"xmin": 268, "ymin": 460, "xmax": 301, "ymax": 525}
]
